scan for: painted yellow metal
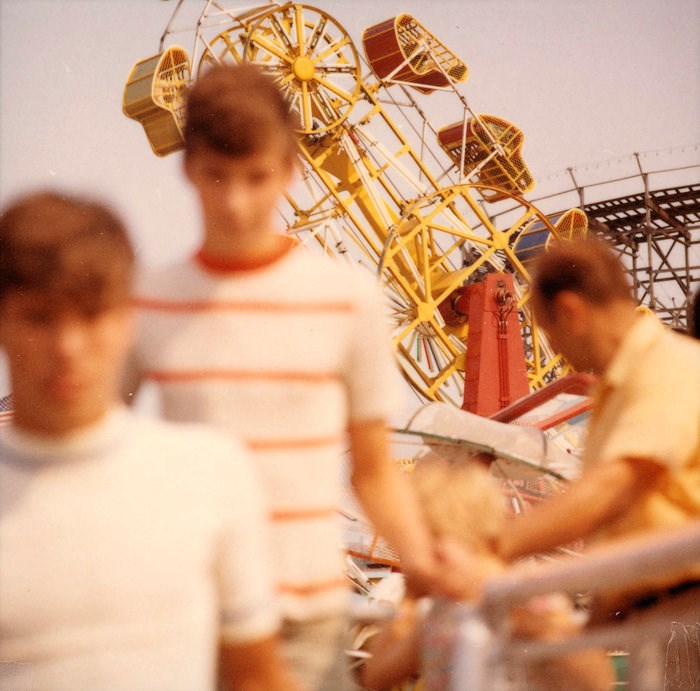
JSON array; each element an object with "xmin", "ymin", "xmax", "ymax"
[
  {"xmin": 122, "ymin": 46, "xmax": 190, "ymax": 157},
  {"xmin": 205, "ymin": 3, "xmax": 362, "ymax": 135},
  {"xmin": 124, "ymin": 3, "xmax": 578, "ymax": 402}
]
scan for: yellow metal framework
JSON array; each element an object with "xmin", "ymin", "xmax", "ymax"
[
  {"xmin": 123, "ymin": 46, "xmax": 190, "ymax": 156},
  {"xmin": 123, "ymin": 2, "xmax": 580, "ymax": 405}
]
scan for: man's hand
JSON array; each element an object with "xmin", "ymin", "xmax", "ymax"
[{"xmin": 428, "ymin": 537, "xmax": 502, "ymax": 601}]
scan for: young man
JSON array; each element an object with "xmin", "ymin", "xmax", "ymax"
[
  {"xmin": 498, "ymin": 236, "xmax": 700, "ymax": 616},
  {"xmin": 125, "ymin": 63, "xmax": 439, "ymax": 689},
  {"xmin": 0, "ymin": 191, "xmax": 298, "ymax": 691}
]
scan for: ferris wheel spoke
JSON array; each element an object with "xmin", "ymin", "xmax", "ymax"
[
  {"xmin": 310, "ymin": 89, "xmax": 344, "ymax": 125},
  {"xmin": 404, "ymin": 326, "xmax": 464, "ymax": 401},
  {"xmin": 275, "ymin": 71, "xmax": 297, "ymax": 88},
  {"xmin": 386, "ymin": 272, "xmax": 428, "ymax": 319},
  {"xmin": 297, "ymin": 81, "xmax": 314, "ymax": 131},
  {"xmin": 247, "ymin": 33, "xmax": 294, "ymax": 65},
  {"xmin": 393, "ymin": 313, "xmax": 425, "ymax": 345},
  {"xmin": 423, "ymin": 219, "xmax": 491, "ymax": 247},
  {"xmin": 315, "ymin": 35, "xmax": 353, "ymax": 63},
  {"xmin": 216, "ymin": 32, "xmax": 245, "ymax": 63},
  {"xmin": 314, "ymin": 74, "xmax": 355, "ymax": 105},
  {"xmin": 307, "ymin": 16, "xmax": 329, "ymax": 54},
  {"xmin": 293, "ymin": 5, "xmax": 307, "ymax": 55},
  {"xmin": 266, "ymin": 12, "xmax": 297, "ymax": 55},
  {"xmin": 501, "ymin": 246, "xmax": 532, "ymax": 284}
]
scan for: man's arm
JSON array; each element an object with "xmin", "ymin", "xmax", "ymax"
[
  {"xmin": 360, "ymin": 598, "xmax": 421, "ymax": 690},
  {"xmin": 349, "ymin": 418, "xmax": 437, "ymax": 594},
  {"xmin": 219, "ymin": 636, "xmax": 300, "ymax": 691},
  {"xmin": 498, "ymin": 455, "xmax": 664, "ymax": 562}
]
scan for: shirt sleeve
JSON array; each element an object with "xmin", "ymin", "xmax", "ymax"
[
  {"xmin": 591, "ymin": 340, "xmax": 700, "ymax": 471},
  {"xmin": 345, "ymin": 270, "xmax": 404, "ymax": 424}
]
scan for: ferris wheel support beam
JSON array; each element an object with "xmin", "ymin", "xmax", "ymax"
[{"xmin": 461, "ymin": 273, "xmax": 530, "ymax": 417}]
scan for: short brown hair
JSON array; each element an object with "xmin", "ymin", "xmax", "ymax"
[
  {"xmin": 0, "ymin": 190, "xmax": 134, "ymax": 312},
  {"xmin": 691, "ymin": 285, "xmax": 700, "ymax": 340},
  {"xmin": 184, "ymin": 62, "xmax": 298, "ymax": 160},
  {"xmin": 531, "ymin": 236, "xmax": 633, "ymax": 318}
]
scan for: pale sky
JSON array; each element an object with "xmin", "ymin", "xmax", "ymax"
[{"xmin": 1, "ymin": 0, "xmax": 699, "ymax": 397}]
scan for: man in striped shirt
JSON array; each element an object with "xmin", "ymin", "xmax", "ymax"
[
  {"xmin": 0, "ymin": 191, "xmax": 298, "ymax": 691},
  {"xmin": 125, "ymin": 63, "xmax": 440, "ymax": 689}
]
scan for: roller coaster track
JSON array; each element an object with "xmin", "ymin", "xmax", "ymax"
[{"xmin": 491, "ymin": 148, "xmax": 700, "ymax": 331}]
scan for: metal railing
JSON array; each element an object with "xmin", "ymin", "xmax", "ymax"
[{"xmin": 451, "ymin": 522, "xmax": 700, "ymax": 690}]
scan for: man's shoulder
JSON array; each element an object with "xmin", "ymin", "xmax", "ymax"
[
  {"xmin": 644, "ymin": 323, "xmax": 700, "ymax": 379},
  {"xmin": 134, "ymin": 258, "xmax": 201, "ymax": 298},
  {"xmin": 613, "ymin": 315, "xmax": 699, "ymax": 383},
  {"xmin": 278, "ymin": 248, "xmax": 384, "ymax": 300}
]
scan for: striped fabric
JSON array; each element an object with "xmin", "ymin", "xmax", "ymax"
[
  {"xmin": 132, "ymin": 246, "xmax": 400, "ymax": 621},
  {"xmin": 0, "ymin": 394, "xmax": 13, "ymax": 427}
]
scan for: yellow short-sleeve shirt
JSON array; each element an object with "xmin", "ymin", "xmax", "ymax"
[{"xmin": 583, "ymin": 314, "xmax": 700, "ymax": 542}]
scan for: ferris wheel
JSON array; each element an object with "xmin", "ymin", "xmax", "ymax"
[{"xmin": 123, "ymin": 1, "xmax": 588, "ymax": 411}]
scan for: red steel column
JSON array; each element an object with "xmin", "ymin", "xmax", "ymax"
[{"xmin": 462, "ymin": 273, "xmax": 530, "ymax": 416}]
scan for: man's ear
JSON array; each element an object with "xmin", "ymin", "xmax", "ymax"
[{"xmin": 552, "ymin": 291, "xmax": 588, "ymax": 332}]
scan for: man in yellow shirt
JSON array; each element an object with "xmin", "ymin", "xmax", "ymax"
[{"xmin": 497, "ymin": 236, "xmax": 700, "ymax": 618}]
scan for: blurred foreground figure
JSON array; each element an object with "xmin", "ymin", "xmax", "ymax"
[
  {"xmin": 0, "ymin": 191, "xmax": 299, "ymax": 691},
  {"xmin": 500, "ymin": 236, "xmax": 700, "ymax": 617},
  {"xmin": 691, "ymin": 284, "xmax": 700, "ymax": 339}
]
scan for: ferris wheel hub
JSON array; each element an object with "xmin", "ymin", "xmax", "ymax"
[
  {"xmin": 292, "ymin": 56, "xmax": 316, "ymax": 82},
  {"xmin": 417, "ymin": 302, "xmax": 434, "ymax": 323},
  {"xmin": 491, "ymin": 230, "xmax": 509, "ymax": 250}
]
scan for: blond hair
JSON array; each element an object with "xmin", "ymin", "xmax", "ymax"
[{"xmin": 412, "ymin": 458, "xmax": 505, "ymax": 551}]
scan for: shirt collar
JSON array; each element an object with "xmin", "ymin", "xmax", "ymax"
[
  {"xmin": 603, "ymin": 312, "xmax": 666, "ymax": 388},
  {"xmin": 0, "ymin": 406, "xmax": 130, "ymax": 466},
  {"xmin": 194, "ymin": 235, "xmax": 296, "ymax": 274}
]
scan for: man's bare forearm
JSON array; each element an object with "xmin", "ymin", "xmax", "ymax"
[{"xmin": 498, "ymin": 457, "xmax": 663, "ymax": 562}]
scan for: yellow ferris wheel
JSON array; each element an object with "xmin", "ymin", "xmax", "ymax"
[{"xmin": 123, "ymin": 1, "xmax": 588, "ymax": 410}]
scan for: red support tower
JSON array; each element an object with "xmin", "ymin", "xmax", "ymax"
[{"xmin": 461, "ymin": 273, "xmax": 530, "ymax": 416}]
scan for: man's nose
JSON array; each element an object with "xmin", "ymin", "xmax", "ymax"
[{"xmin": 220, "ymin": 181, "xmax": 245, "ymax": 213}]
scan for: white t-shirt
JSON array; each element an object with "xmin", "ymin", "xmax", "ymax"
[{"xmin": 0, "ymin": 408, "xmax": 279, "ymax": 691}]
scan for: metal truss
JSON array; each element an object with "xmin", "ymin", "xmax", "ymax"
[{"xmin": 583, "ymin": 179, "xmax": 700, "ymax": 330}]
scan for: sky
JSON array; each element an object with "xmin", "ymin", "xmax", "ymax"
[{"xmin": 1, "ymin": 0, "xmax": 699, "ymax": 397}]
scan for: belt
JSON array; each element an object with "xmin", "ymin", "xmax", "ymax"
[{"xmin": 611, "ymin": 579, "xmax": 700, "ymax": 622}]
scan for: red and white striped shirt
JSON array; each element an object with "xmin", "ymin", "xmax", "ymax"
[{"xmin": 131, "ymin": 243, "xmax": 400, "ymax": 620}]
